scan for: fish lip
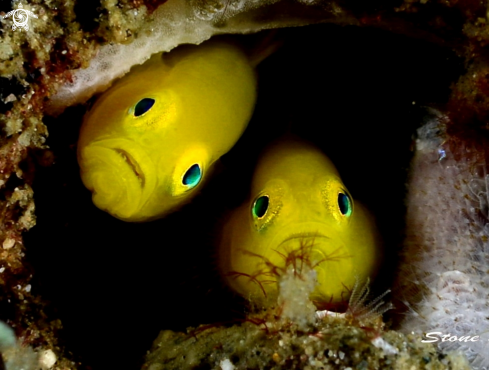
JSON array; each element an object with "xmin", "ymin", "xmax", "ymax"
[
  {"xmin": 270, "ymin": 225, "xmax": 344, "ymax": 260},
  {"xmin": 87, "ymin": 138, "xmax": 150, "ymax": 189},
  {"xmin": 111, "ymin": 148, "xmax": 145, "ymax": 187},
  {"xmin": 272, "ymin": 229, "xmax": 349, "ymax": 271},
  {"xmin": 277, "ymin": 231, "xmax": 330, "ymax": 249}
]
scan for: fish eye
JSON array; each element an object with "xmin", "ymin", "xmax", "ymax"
[
  {"xmin": 182, "ymin": 164, "xmax": 202, "ymax": 188},
  {"xmin": 133, "ymin": 98, "xmax": 155, "ymax": 117},
  {"xmin": 338, "ymin": 192, "xmax": 352, "ymax": 217},
  {"xmin": 252, "ymin": 195, "xmax": 269, "ymax": 219}
]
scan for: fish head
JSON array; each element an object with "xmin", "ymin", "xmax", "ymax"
[
  {"xmin": 77, "ymin": 40, "xmax": 257, "ymax": 222},
  {"xmin": 77, "ymin": 61, "xmax": 213, "ymax": 222},
  {"xmin": 220, "ymin": 138, "xmax": 381, "ymax": 308}
]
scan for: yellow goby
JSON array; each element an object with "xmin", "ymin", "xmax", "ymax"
[
  {"xmin": 77, "ymin": 39, "xmax": 257, "ymax": 222},
  {"xmin": 218, "ymin": 137, "xmax": 382, "ymax": 308}
]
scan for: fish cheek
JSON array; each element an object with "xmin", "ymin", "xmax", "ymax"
[
  {"xmin": 251, "ymin": 181, "xmax": 286, "ymax": 232},
  {"xmin": 312, "ymin": 255, "xmax": 356, "ymax": 305},
  {"xmin": 320, "ymin": 178, "xmax": 354, "ymax": 227}
]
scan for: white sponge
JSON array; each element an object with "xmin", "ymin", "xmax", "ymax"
[{"xmin": 47, "ymin": 0, "xmax": 317, "ymax": 115}]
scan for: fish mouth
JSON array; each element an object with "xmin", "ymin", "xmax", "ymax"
[
  {"xmin": 277, "ymin": 231, "xmax": 330, "ymax": 249},
  {"xmin": 79, "ymin": 138, "xmax": 158, "ymax": 217},
  {"xmin": 272, "ymin": 229, "xmax": 350, "ymax": 267},
  {"xmin": 83, "ymin": 138, "xmax": 151, "ymax": 190},
  {"xmin": 112, "ymin": 148, "xmax": 145, "ymax": 187}
]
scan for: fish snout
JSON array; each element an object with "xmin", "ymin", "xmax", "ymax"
[
  {"xmin": 79, "ymin": 140, "xmax": 156, "ymax": 221},
  {"xmin": 273, "ymin": 231, "xmax": 349, "ymax": 268}
]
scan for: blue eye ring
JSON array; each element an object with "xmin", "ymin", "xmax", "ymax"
[
  {"xmin": 338, "ymin": 192, "xmax": 352, "ymax": 217},
  {"xmin": 182, "ymin": 164, "xmax": 202, "ymax": 188},
  {"xmin": 133, "ymin": 98, "xmax": 155, "ymax": 117},
  {"xmin": 252, "ymin": 195, "xmax": 269, "ymax": 219}
]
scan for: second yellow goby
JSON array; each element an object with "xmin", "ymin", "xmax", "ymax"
[{"xmin": 218, "ymin": 137, "xmax": 382, "ymax": 308}]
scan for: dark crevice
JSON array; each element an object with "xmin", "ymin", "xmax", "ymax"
[{"xmin": 26, "ymin": 24, "xmax": 464, "ymax": 369}]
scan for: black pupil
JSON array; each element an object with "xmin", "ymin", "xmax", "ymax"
[
  {"xmin": 338, "ymin": 193, "xmax": 351, "ymax": 215},
  {"xmin": 254, "ymin": 196, "xmax": 269, "ymax": 218},
  {"xmin": 134, "ymin": 98, "xmax": 155, "ymax": 117}
]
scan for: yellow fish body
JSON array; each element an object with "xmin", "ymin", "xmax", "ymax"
[
  {"xmin": 77, "ymin": 39, "xmax": 257, "ymax": 222},
  {"xmin": 218, "ymin": 138, "xmax": 382, "ymax": 308}
]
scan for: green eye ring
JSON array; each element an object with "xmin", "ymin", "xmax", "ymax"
[
  {"xmin": 133, "ymin": 98, "xmax": 155, "ymax": 117},
  {"xmin": 252, "ymin": 195, "xmax": 269, "ymax": 219},
  {"xmin": 182, "ymin": 164, "xmax": 202, "ymax": 188},
  {"xmin": 338, "ymin": 192, "xmax": 352, "ymax": 217}
]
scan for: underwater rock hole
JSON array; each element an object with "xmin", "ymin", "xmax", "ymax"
[{"xmin": 24, "ymin": 23, "xmax": 462, "ymax": 369}]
